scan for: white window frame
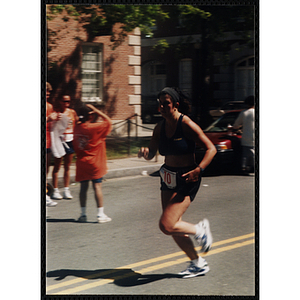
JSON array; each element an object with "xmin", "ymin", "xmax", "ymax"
[
  {"xmin": 179, "ymin": 59, "xmax": 192, "ymax": 95},
  {"xmin": 142, "ymin": 61, "xmax": 166, "ymax": 96},
  {"xmin": 81, "ymin": 43, "xmax": 103, "ymax": 103}
]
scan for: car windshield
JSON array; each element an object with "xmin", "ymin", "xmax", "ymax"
[{"xmin": 205, "ymin": 111, "xmax": 240, "ymax": 132}]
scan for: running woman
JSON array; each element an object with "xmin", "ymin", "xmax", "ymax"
[{"xmin": 138, "ymin": 87, "xmax": 216, "ymax": 278}]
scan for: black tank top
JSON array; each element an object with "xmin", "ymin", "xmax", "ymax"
[{"xmin": 159, "ymin": 115, "xmax": 195, "ymax": 156}]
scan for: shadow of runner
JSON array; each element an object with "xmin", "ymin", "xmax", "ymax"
[
  {"xmin": 47, "ymin": 268, "xmax": 183, "ymax": 286},
  {"xmin": 115, "ymin": 272, "xmax": 182, "ymax": 287},
  {"xmin": 46, "ymin": 218, "xmax": 77, "ymax": 223},
  {"xmin": 46, "ymin": 218, "xmax": 101, "ymax": 224}
]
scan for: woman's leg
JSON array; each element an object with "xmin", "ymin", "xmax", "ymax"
[
  {"xmin": 172, "ymin": 235, "xmax": 198, "ymax": 261},
  {"xmin": 159, "ymin": 190, "xmax": 196, "ymax": 235},
  {"xmin": 159, "ymin": 190, "xmax": 198, "ymax": 260}
]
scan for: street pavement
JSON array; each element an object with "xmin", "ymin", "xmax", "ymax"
[{"xmin": 45, "ymin": 169, "xmax": 256, "ymax": 296}]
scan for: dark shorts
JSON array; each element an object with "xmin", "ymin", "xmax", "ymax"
[
  {"xmin": 63, "ymin": 141, "xmax": 75, "ymax": 155},
  {"xmin": 80, "ymin": 178, "xmax": 103, "ymax": 184},
  {"xmin": 241, "ymin": 146, "xmax": 254, "ymax": 168},
  {"xmin": 159, "ymin": 164, "xmax": 201, "ymax": 202}
]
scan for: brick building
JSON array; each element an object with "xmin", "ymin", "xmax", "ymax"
[
  {"xmin": 140, "ymin": 7, "xmax": 255, "ymax": 127},
  {"xmin": 46, "ymin": 6, "xmax": 255, "ymax": 130},
  {"xmin": 47, "ymin": 10, "xmax": 142, "ymax": 135}
]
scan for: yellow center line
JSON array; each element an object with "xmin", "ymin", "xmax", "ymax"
[
  {"xmin": 54, "ymin": 239, "xmax": 254, "ymax": 295},
  {"xmin": 47, "ymin": 233, "xmax": 255, "ymax": 294}
]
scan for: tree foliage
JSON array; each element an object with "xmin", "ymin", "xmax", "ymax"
[
  {"xmin": 175, "ymin": 5, "xmax": 254, "ymax": 45},
  {"xmin": 47, "ymin": 4, "xmax": 169, "ymax": 49},
  {"xmin": 47, "ymin": 4, "xmax": 253, "ymax": 53}
]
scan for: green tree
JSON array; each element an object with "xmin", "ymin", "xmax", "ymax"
[
  {"xmin": 47, "ymin": 4, "xmax": 169, "ymax": 49},
  {"xmin": 145, "ymin": 5, "xmax": 254, "ymax": 127}
]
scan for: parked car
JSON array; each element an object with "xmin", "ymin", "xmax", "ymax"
[
  {"xmin": 209, "ymin": 101, "xmax": 247, "ymax": 119},
  {"xmin": 141, "ymin": 96, "xmax": 162, "ymax": 124},
  {"xmin": 196, "ymin": 110, "xmax": 243, "ymax": 172}
]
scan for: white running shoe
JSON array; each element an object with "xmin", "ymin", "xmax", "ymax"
[
  {"xmin": 97, "ymin": 214, "xmax": 112, "ymax": 223},
  {"xmin": 63, "ymin": 189, "xmax": 73, "ymax": 199},
  {"xmin": 77, "ymin": 215, "xmax": 87, "ymax": 223},
  {"xmin": 195, "ymin": 218, "xmax": 213, "ymax": 253},
  {"xmin": 178, "ymin": 260, "xmax": 210, "ymax": 278},
  {"xmin": 52, "ymin": 190, "xmax": 63, "ymax": 200},
  {"xmin": 46, "ymin": 195, "xmax": 57, "ymax": 207}
]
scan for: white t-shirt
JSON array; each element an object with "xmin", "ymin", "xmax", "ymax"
[{"xmin": 233, "ymin": 108, "xmax": 254, "ymax": 147}]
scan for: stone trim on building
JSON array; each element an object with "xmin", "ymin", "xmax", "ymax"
[{"xmin": 128, "ymin": 28, "xmax": 143, "ymax": 134}]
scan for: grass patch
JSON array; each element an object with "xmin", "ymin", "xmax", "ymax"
[
  {"xmin": 106, "ymin": 137, "xmax": 151, "ymax": 159},
  {"xmin": 50, "ymin": 137, "xmax": 152, "ymax": 165}
]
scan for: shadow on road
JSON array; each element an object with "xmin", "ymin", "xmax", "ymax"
[
  {"xmin": 47, "ymin": 268, "xmax": 182, "ymax": 287},
  {"xmin": 46, "ymin": 218, "xmax": 102, "ymax": 224},
  {"xmin": 46, "ymin": 218, "xmax": 77, "ymax": 223}
]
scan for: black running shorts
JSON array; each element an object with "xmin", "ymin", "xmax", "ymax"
[{"xmin": 159, "ymin": 164, "xmax": 201, "ymax": 201}]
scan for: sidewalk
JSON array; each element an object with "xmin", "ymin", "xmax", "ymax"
[{"xmin": 47, "ymin": 154, "xmax": 164, "ymax": 187}]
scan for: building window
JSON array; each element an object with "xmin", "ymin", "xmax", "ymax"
[
  {"xmin": 142, "ymin": 61, "xmax": 166, "ymax": 96},
  {"xmin": 235, "ymin": 56, "xmax": 254, "ymax": 101},
  {"xmin": 179, "ymin": 59, "xmax": 192, "ymax": 95},
  {"xmin": 81, "ymin": 44, "xmax": 103, "ymax": 103}
]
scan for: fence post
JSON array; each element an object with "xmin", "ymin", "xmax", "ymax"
[
  {"xmin": 135, "ymin": 114, "xmax": 138, "ymax": 140},
  {"xmin": 127, "ymin": 119, "xmax": 131, "ymax": 156}
]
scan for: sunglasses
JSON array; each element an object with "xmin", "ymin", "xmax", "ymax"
[{"xmin": 157, "ymin": 99, "xmax": 172, "ymax": 107}]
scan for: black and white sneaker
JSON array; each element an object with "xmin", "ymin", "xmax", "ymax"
[
  {"xmin": 178, "ymin": 260, "xmax": 210, "ymax": 279},
  {"xmin": 195, "ymin": 218, "xmax": 213, "ymax": 253}
]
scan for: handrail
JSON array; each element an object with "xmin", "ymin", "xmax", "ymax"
[{"xmin": 112, "ymin": 114, "xmax": 155, "ymax": 132}]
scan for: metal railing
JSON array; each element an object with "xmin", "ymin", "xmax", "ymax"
[{"xmin": 108, "ymin": 114, "xmax": 155, "ymax": 157}]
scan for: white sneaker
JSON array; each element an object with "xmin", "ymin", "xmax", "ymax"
[
  {"xmin": 178, "ymin": 260, "xmax": 210, "ymax": 278},
  {"xmin": 97, "ymin": 214, "xmax": 112, "ymax": 223},
  {"xmin": 46, "ymin": 195, "xmax": 57, "ymax": 207},
  {"xmin": 63, "ymin": 189, "xmax": 73, "ymax": 199},
  {"xmin": 195, "ymin": 219, "xmax": 213, "ymax": 253},
  {"xmin": 52, "ymin": 190, "xmax": 63, "ymax": 200}
]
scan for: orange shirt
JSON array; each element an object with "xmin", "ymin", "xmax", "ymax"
[
  {"xmin": 46, "ymin": 102, "xmax": 53, "ymax": 149},
  {"xmin": 73, "ymin": 120, "xmax": 112, "ymax": 182}
]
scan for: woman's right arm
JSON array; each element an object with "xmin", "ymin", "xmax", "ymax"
[{"xmin": 138, "ymin": 123, "xmax": 161, "ymax": 160}]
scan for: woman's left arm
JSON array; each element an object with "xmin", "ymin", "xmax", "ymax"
[{"xmin": 182, "ymin": 117, "xmax": 217, "ymax": 181}]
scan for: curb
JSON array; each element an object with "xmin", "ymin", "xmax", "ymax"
[
  {"xmin": 55, "ymin": 164, "xmax": 162, "ymax": 187},
  {"xmin": 104, "ymin": 164, "xmax": 161, "ymax": 180}
]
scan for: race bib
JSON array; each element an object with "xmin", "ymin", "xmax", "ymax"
[{"xmin": 160, "ymin": 167, "xmax": 177, "ymax": 189}]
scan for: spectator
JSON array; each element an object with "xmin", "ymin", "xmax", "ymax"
[
  {"xmin": 52, "ymin": 95, "xmax": 78, "ymax": 200},
  {"xmin": 232, "ymin": 95, "xmax": 255, "ymax": 174},
  {"xmin": 73, "ymin": 104, "xmax": 112, "ymax": 223},
  {"xmin": 46, "ymin": 82, "xmax": 57, "ymax": 207}
]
